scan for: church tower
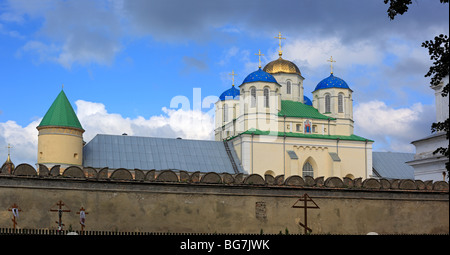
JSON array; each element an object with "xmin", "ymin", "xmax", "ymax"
[
  {"xmin": 215, "ymin": 70, "xmax": 240, "ymax": 140},
  {"xmin": 263, "ymin": 32, "xmax": 305, "ymax": 103},
  {"xmin": 237, "ymin": 50, "xmax": 281, "ymax": 133},
  {"xmin": 312, "ymin": 57, "xmax": 354, "ymax": 136},
  {"xmin": 37, "ymin": 89, "xmax": 84, "ymax": 169}
]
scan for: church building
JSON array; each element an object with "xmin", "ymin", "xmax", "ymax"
[
  {"xmin": 215, "ymin": 33, "xmax": 373, "ymax": 179},
  {"xmin": 34, "ymin": 33, "xmax": 374, "ymax": 180}
]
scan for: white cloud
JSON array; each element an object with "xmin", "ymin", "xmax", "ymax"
[
  {"xmin": 0, "ymin": 120, "xmax": 40, "ymax": 166},
  {"xmin": 354, "ymin": 100, "xmax": 435, "ymax": 152},
  {"xmin": 281, "ymin": 36, "xmax": 382, "ymax": 72},
  {"xmin": 75, "ymin": 100, "xmax": 214, "ymax": 143},
  {"xmin": 0, "ymin": 100, "xmax": 214, "ymax": 166}
]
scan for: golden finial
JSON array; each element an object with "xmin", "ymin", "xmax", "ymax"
[
  {"xmin": 255, "ymin": 49, "xmax": 264, "ymax": 69},
  {"xmin": 327, "ymin": 56, "xmax": 336, "ymax": 74},
  {"xmin": 274, "ymin": 32, "xmax": 286, "ymax": 57},
  {"xmin": 6, "ymin": 143, "xmax": 12, "ymax": 156},
  {"xmin": 229, "ymin": 70, "xmax": 236, "ymax": 87},
  {"xmin": 5, "ymin": 143, "xmax": 13, "ymax": 163}
]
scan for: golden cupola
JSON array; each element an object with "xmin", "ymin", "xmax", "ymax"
[
  {"xmin": 263, "ymin": 32, "xmax": 302, "ymax": 76},
  {"xmin": 263, "ymin": 56, "xmax": 302, "ymax": 76}
]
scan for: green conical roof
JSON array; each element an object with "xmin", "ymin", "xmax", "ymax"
[{"xmin": 38, "ymin": 90, "xmax": 84, "ymax": 130}]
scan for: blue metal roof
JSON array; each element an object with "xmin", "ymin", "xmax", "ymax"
[
  {"xmin": 314, "ymin": 73, "xmax": 350, "ymax": 91},
  {"xmin": 83, "ymin": 134, "xmax": 244, "ymax": 174},
  {"xmin": 303, "ymin": 96, "xmax": 312, "ymax": 106},
  {"xmin": 219, "ymin": 86, "xmax": 240, "ymax": 101},
  {"xmin": 372, "ymin": 152, "xmax": 415, "ymax": 179},
  {"xmin": 241, "ymin": 68, "xmax": 278, "ymax": 85}
]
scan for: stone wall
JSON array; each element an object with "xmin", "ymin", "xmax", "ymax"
[{"xmin": 0, "ymin": 164, "xmax": 448, "ymax": 234}]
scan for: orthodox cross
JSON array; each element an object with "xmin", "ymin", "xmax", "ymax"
[
  {"xmin": 76, "ymin": 207, "xmax": 89, "ymax": 234},
  {"xmin": 292, "ymin": 193, "xmax": 320, "ymax": 234},
  {"xmin": 255, "ymin": 50, "xmax": 264, "ymax": 69},
  {"xmin": 229, "ymin": 70, "xmax": 236, "ymax": 87},
  {"xmin": 274, "ymin": 32, "xmax": 286, "ymax": 57},
  {"xmin": 327, "ymin": 56, "xmax": 336, "ymax": 74},
  {"xmin": 49, "ymin": 200, "xmax": 71, "ymax": 231},
  {"xmin": 6, "ymin": 143, "xmax": 12, "ymax": 155},
  {"xmin": 8, "ymin": 203, "xmax": 22, "ymax": 230}
]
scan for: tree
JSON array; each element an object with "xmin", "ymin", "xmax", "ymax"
[{"xmin": 384, "ymin": 0, "xmax": 450, "ymax": 173}]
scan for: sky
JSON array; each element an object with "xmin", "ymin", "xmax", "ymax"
[{"xmin": 0, "ymin": 0, "xmax": 448, "ymax": 165}]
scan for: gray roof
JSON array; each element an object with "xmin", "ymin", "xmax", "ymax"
[
  {"xmin": 372, "ymin": 152, "xmax": 415, "ymax": 179},
  {"xmin": 83, "ymin": 134, "xmax": 244, "ymax": 174}
]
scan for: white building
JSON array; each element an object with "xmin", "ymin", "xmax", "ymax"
[{"xmin": 407, "ymin": 76, "xmax": 449, "ymax": 182}]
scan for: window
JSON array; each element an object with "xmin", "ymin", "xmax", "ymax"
[
  {"xmin": 325, "ymin": 94, "xmax": 331, "ymax": 113},
  {"xmin": 251, "ymin": 87, "xmax": 256, "ymax": 107},
  {"xmin": 296, "ymin": 124, "xmax": 301, "ymax": 132},
  {"xmin": 302, "ymin": 162, "xmax": 314, "ymax": 178},
  {"xmin": 304, "ymin": 120, "xmax": 311, "ymax": 134},
  {"xmin": 287, "ymin": 81, "xmax": 291, "ymax": 94},
  {"xmin": 264, "ymin": 88, "xmax": 269, "ymax": 108},
  {"xmin": 312, "ymin": 125, "xmax": 317, "ymax": 133},
  {"xmin": 224, "ymin": 104, "xmax": 228, "ymax": 122},
  {"xmin": 338, "ymin": 93, "xmax": 344, "ymax": 113}
]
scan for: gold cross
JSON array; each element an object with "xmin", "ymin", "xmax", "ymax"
[
  {"xmin": 274, "ymin": 32, "xmax": 286, "ymax": 57},
  {"xmin": 255, "ymin": 49, "xmax": 264, "ymax": 68},
  {"xmin": 6, "ymin": 143, "xmax": 12, "ymax": 156},
  {"xmin": 327, "ymin": 56, "xmax": 336, "ymax": 74},
  {"xmin": 229, "ymin": 70, "xmax": 236, "ymax": 86}
]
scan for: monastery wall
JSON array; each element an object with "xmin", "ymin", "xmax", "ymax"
[{"xmin": 0, "ymin": 164, "xmax": 448, "ymax": 234}]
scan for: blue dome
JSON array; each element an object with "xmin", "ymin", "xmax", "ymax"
[
  {"xmin": 314, "ymin": 73, "xmax": 350, "ymax": 91},
  {"xmin": 303, "ymin": 96, "xmax": 312, "ymax": 106},
  {"xmin": 241, "ymin": 68, "xmax": 278, "ymax": 85},
  {"xmin": 219, "ymin": 86, "xmax": 240, "ymax": 101}
]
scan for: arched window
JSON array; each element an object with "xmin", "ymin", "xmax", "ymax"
[
  {"xmin": 250, "ymin": 87, "xmax": 256, "ymax": 108},
  {"xmin": 264, "ymin": 88, "xmax": 269, "ymax": 108},
  {"xmin": 338, "ymin": 93, "xmax": 344, "ymax": 113},
  {"xmin": 325, "ymin": 94, "xmax": 331, "ymax": 113},
  {"xmin": 223, "ymin": 104, "xmax": 228, "ymax": 122},
  {"xmin": 286, "ymin": 81, "xmax": 291, "ymax": 94},
  {"xmin": 302, "ymin": 162, "xmax": 314, "ymax": 178}
]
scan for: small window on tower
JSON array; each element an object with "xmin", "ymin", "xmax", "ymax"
[
  {"xmin": 287, "ymin": 81, "xmax": 291, "ymax": 94},
  {"xmin": 74, "ymin": 153, "xmax": 78, "ymax": 159}
]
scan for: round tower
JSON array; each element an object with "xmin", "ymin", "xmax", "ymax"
[{"xmin": 37, "ymin": 89, "xmax": 84, "ymax": 169}]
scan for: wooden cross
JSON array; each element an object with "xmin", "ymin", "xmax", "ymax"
[
  {"xmin": 49, "ymin": 200, "xmax": 71, "ymax": 231},
  {"xmin": 76, "ymin": 207, "xmax": 89, "ymax": 234},
  {"xmin": 255, "ymin": 49, "xmax": 264, "ymax": 69},
  {"xmin": 274, "ymin": 32, "xmax": 286, "ymax": 57},
  {"xmin": 229, "ymin": 70, "xmax": 236, "ymax": 87},
  {"xmin": 292, "ymin": 193, "xmax": 320, "ymax": 234},
  {"xmin": 8, "ymin": 203, "xmax": 22, "ymax": 230},
  {"xmin": 327, "ymin": 56, "xmax": 336, "ymax": 74}
]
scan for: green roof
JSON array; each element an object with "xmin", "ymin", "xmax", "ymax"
[
  {"xmin": 231, "ymin": 128, "xmax": 373, "ymax": 142},
  {"xmin": 278, "ymin": 100, "xmax": 334, "ymax": 120},
  {"xmin": 38, "ymin": 90, "xmax": 84, "ymax": 130}
]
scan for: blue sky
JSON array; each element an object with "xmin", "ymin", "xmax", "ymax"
[{"xmin": 0, "ymin": 0, "xmax": 448, "ymax": 165}]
